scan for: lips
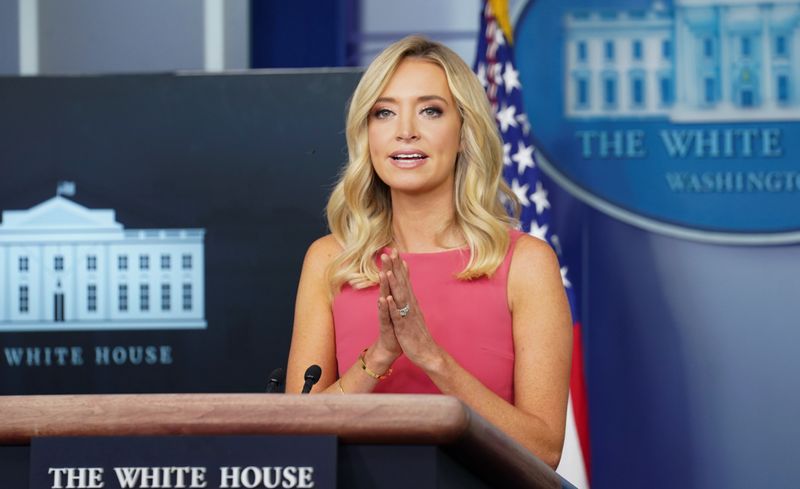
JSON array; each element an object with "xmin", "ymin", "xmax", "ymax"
[{"xmin": 389, "ymin": 150, "xmax": 429, "ymax": 169}]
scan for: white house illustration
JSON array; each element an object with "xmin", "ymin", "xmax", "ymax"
[
  {"xmin": 0, "ymin": 195, "xmax": 206, "ymax": 332},
  {"xmin": 564, "ymin": 0, "xmax": 800, "ymax": 121}
]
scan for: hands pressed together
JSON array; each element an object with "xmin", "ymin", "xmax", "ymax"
[{"xmin": 370, "ymin": 249, "xmax": 443, "ymax": 373}]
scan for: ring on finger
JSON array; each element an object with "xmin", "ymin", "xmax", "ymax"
[{"xmin": 397, "ymin": 303, "xmax": 410, "ymax": 317}]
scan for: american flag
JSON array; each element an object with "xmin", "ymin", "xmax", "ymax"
[{"xmin": 475, "ymin": 1, "xmax": 591, "ymax": 485}]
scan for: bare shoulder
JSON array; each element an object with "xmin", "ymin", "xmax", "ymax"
[
  {"xmin": 303, "ymin": 234, "xmax": 343, "ymax": 270},
  {"xmin": 509, "ymin": 234, "xmax": 560, "ymax": 278},
  {"xmin": 507, "ymin": 234, "xmax": 563, "ymax": 308}
]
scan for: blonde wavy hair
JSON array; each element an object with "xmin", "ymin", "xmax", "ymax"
[{"xmin": 327, "ymin": 35, "xmax": 518, "ymax": 291}]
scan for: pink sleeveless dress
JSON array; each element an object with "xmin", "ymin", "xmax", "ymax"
[{"xmin": 332, "ymin": 229, "xmax": 523, "ymax": 403}]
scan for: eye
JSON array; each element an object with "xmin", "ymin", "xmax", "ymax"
[
  {"xmin": 421, "ymin": 106, "xmax": 443, "ymax": 118},
  {"xmin": 372, "ymin": 108, "xmax": 394, "ymax": 119}
]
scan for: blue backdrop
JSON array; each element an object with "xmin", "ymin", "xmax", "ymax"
[{"xmin": 516, "ymin": 1, "xmax": 800, "ymax": 487}]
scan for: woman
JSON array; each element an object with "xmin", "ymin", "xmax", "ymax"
[{"xmin": 286, "ymin": 36, "xmax": 571, "ymax": 469}]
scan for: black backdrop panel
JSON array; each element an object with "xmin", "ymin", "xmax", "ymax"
[{"xmin": 0, "ymin": 70, "xmax": 362, "ymax": 394}]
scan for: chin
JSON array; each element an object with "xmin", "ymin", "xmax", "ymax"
[{"xmin": 388, "ymin": 179, "xmax": 451, "ymax": 197}]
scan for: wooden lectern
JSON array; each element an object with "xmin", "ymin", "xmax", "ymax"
[{"xmin": 0, "ymin": 394, "xmax": 571, "ymax": 488}]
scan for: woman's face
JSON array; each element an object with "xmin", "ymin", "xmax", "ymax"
[{"xmin": 368, "ymin": 58, "xmax": 462, "ymax": 197}]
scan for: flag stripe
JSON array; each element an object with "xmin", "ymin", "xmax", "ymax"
[{"xmin": 571, "ymin": 321, "xmax": 591, "ymax": 477}]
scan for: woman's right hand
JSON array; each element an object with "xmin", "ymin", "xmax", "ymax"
[{"xmin": 369, "ymin": 254, "xmax": 403, "ymax": 366}]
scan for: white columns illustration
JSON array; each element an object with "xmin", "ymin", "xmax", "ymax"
[
  {"xmin": 0, "ymin": 195, "xmax": 207, "ymax": 333},
  {"xmin": 561, "ymin": 0, "xmax": 800, "ymax": 121}
]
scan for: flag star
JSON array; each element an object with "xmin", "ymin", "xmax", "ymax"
[
  {"xmin": 511, "ymin": 179, "xmax": 530, "ymax": 207},
  {"xmin": 529, "ymin": 221, "xmax": 549, "ymax": 241},
  {"xmin": 476, "ymin": 62, "xmax": 487, "ymax": 88},
  {"xmin": 493, "ymin": 24, "xmax": 506, "ymax": 46},
  {"xmin": 516, "ymin": 113, "xmax": 531, "ymax": 136},
  {"xmin": 503, "ymin": 142, "xmax": 512, "ymax": 166},
  {"xmin": 511, "ymin": 141, "xmax": 535, "ymax": 175},
  {"xmin": 495, "ymin": 104, "xmax": 518, "ymax": 133},
  {"xmin": 560, "ymin": 266, "xmax": 572, "ymax": 288},
  {"xmin": 530, "ymin": 181, "xmax": 550, "ymax": 214},
  {"xmin": 503, "ymin": 62, "xmax": 521, "ymax": 93}
]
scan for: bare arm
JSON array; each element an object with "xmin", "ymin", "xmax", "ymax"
[
  {"xmin": 285, "ymin": 236, "xmax": 340, "ymax": 393},
  {"xmin": 382, "ymin": 237, "xmax": 572, "ymax": 468}
]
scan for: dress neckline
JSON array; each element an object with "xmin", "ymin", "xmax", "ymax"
[{"xmin": 381, "ymin": 245, "xmax": 469, "ymax": 257}]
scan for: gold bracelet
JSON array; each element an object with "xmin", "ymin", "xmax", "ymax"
[
  {"xmin": 337, "ymin": 378, "xmax": 345, "ymax": 393},
  {"xmin": 358, "ymin": 348, "xmax": 392, "ymax": 380}
]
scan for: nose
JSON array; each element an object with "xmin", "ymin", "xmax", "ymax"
[{"xmin": 395, "ymin": 112, "xmax": 419, "ymax": 142}]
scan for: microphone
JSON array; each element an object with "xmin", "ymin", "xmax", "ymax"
[
  {"xmin": 265, "ymin": 367, "xmax": 285, "ymax": 393},
  {"xmin": 301, "ymin": 364, "xmax": 322, "ymax": 394}
]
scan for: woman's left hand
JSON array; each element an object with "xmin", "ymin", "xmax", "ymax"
[{"xmin": 380, "ymin": 249, "xmax": 444, "ymax": 369}]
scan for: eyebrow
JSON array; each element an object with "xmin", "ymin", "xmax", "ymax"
[{"xmin": 374, "ymin": 95, "xmax": 450, "ymax": 105}]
